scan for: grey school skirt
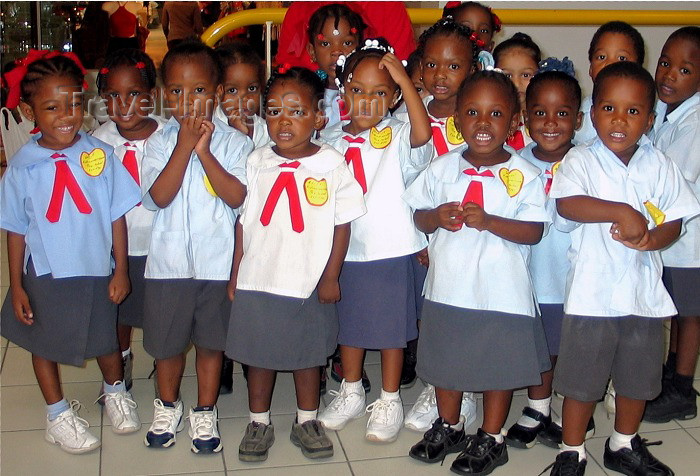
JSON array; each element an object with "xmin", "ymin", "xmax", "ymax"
[
  {"xmin": 416, "ymin": 299, "xmax": 551, "ymax": 392},
  {"xmin": 226, "ymin": 289, "xmax": 338, "ymax": 370},
  {"xmin": 118, "ymin": 255, "xmax": 147, "ymax": 328},
  {"xmin": 0, "ymin": 261, "xmax": 118, "ymax": 367}
]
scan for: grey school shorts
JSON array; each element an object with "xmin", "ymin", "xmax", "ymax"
[
  {"xmin": 663, "ymin": 267, "xmax": 700, "ymax": 317},
  {"xmin": 553, "ymin": 314, "xmax": 665, "ymax": 402},
  {"xmin": 143, "ymin": 278, "xmax": 231, "ymax": 359}
]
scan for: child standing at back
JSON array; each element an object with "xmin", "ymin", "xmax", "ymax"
[
  {"xmin": 140, "ymin": 40, "xmax": 252, "ymax": 454},
  {"xmin": 443, "ymin": 1, "xmax": 501, "ymax": 53},
  {"xmin": 92, "ymin": 48, "xmax": 166, "ymax": 391},
  {"xmin": 0, "ymin": 53, "xmax": 142, "ymax": 453},
  {"xmin": 547, "ymin": 61, "xmax": 699, "ymax": 476}
]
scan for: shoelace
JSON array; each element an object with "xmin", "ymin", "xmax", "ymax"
[
  {"xmin": 150, "ymin": 399, "xmax": 178, "ymax": 433},
  {"xmin": 326, "ymin": 388, "xmax": 359, "ymax": 413},
  {"xmin": 537, "ymin": 455, "xmax": 583, "ymax": 476},
  {"xmin": 366, "ymin": 399, "xmax": 398, "ymax": 425},
  {"xmin": 56, "ymin": 401, "xmax": 90, "ymax": 440},
  {"xmin": 188, "ymin": 411, "xmax": 216, "ymax": 439}
]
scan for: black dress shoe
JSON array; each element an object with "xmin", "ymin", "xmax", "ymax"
[
  {"xmin": 603, "ymin": 435, "xmax": 674, "ymax": 476},
  {"xmin": 537, "ymin": 416, "xmax": 595, "ymax": 449},
  {"xmin": 409, "ymin": 418, "xmax": 467, "ymax": 463},
  {"xmin": 400, "ymin": 351, "xmax": 417, "ymax": 389},
  {"xmin": 547, "ymin": 451, "xmax": 587, "ymax": 475},
  {"xmin": 219, "ymin": 356, "xmax": 234, "ymax": 395},
  {"xmin": 505, "ymin": 406, "xmax": 551, "ymax": 449},
  {"xmin": 450, "ymin": 428, "xmax": 508, "ymax": 475}
]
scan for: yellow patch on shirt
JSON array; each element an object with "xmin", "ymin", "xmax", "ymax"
[
  {"xmin": 446, "ymin": 116, "xmax": 464, "ymax": 145},
  {"xmin": 304, "ymin": 178, "xmax": 328, "ymax": 206},
  {"xmin": 204, "ymin": 175, "xmax": 218, "ymax": 197},
  {"xmin": 551, "ymin": 161, "xmax": 562, "ymax": 176},
  {"xmin": 369, "ymin": 126, "xmax": 392, "ymax": 149},
  {"xmin": 499, "ymin": 168, "xmax": 524, "ymax": 197},
  {"xmin": 80, "ymin": 148, "xmax": 106, "ymax": 177},
  {"xmin": 644, "ymin": 201, "xmax": 666, "ymax": 226}
]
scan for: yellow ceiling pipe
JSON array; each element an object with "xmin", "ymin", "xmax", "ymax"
[{"xmin": 202, "ymin": 7, "xmax": 700, "ymax": 46}]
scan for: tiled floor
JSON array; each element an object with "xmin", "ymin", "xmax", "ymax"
[{"xmin": 1, "ymin": 227, "xmax": 700, "ymax": 475}]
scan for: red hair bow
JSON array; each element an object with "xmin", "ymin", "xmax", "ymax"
[
  {"xmin": 444, "ymin": 1, "xmax": 461, "ymax": 8},
  {"xmin": 469, "ymin": 32, "xmax": 486, "ymax": 49},
  {"xmin": 3, "ymin": 49, "xmax": 88, "ymax": 109},
  {"xmin": 489, "ymin": 8, "xmax": 503, "ymax": 32},
  {"xmin": 277, "ymin": 63, "xmax": 292, "ymax": 74},
  {"xmin": 135, "ymin": 62, "xmax": 146, "ymax": 69}
]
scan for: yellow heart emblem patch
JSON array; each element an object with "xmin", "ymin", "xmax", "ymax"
[
  {"xmin": 499, "ymin": 168, "xmax": 524, "ymax": 197},
  {"xmin": 644, "ymin": 200, "xmax": 666, "ymax": 226},
  {"xmin": 446, "ymin": 116, "xmax": 464, "ymax": 145},
  {"xmin": 80, "ymin": 148, "xmax": 106, "ymax": 177},
  {"xmin": 304, "ymin": 178, "xmax": 328, "ymax": 206},
  {"xmin": 551, "ymin": 161, "xmax": 562, "ymax": 176},
  {"xmin": 204, "ymin": 175, "xmax": 218, "ymax": 197},
  {"xmin": 370, "ymin": 126, "xmax": 392, "ymax": 149}
]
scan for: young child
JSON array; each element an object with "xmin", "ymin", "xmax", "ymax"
[
  {"xmin": 140, "ymin": 40, "xmax": 252, "ymax": 454},
  {"xmin": 404, "ymin": 70, "xmax": 550, "ymax": 476},
  {"xmin": 401, "ymin": 17, "xmax": 480, "ymax": 433},
  {"xmin": 317, "ymin": 38, "xmax": 432, "ymax": 443},
  {"xmin": 392, "ymin": 50, "xmax": 430, "ymax": 116},
  {"xmin": 575, "ymin": 21, "xmax": 645, "ymax": 145},
  {"xmin": 215, "ymin": 42, "xmax": 271, "ymax": 149},
  {"xmin": 0, "ymin": 52, "xmax": 142, "ymax": 453},
  {"xmin": 494, "ymin": 32, "xmax": 541, "ymax": 150},
  {"xmin": 443, "ymin": 1, "xmax": 502, "ymax": 53},
  {"xmin": 227, "ymin": 66, "xmax": 365, "ymax": 461},
  {"xmin": 505, "ymin": 58, "xmax": 596, "ymax": 450},
  {"xmin": 306, "ymin": 4, "xmax": 366, "ymax": 128},
  {"xmin": 92, "ymin": 48, "xmax": 165, "ymax": 392},
  {"xmin": 644, "ymin": 26, "xmax": 700, "ymax": 424},
  {"xmin": 546, "ymin": 61, "xmax": 699, "ymax": 476}
]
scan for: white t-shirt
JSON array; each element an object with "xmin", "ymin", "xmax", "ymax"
[
  {"xmin": 320, "ymin": 116, "xmax": 431, "ymax": 261},
  {"xmin": 550, "ymin": 136, "xmax": 700, "ymax": 317},
  {"xmin": 403, "ymin": 146, "xmax": 550, "ymax": 315},
  {"xmin": 236, "ymin": 144, "xmax": 366, "ymax": 299}
]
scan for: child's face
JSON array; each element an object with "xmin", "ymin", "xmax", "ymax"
[
  {"xmin": 307, "ymin": 17, "xmax": 360, "ymax": 84},
  {"xmin": 452, "ymin": 6, "xmax": 495, "ymax": 52},
  {"xmin": 220, "ymin": 63, "xmax": 262, "ymax": 122},
  {"xmin": 101, "ymin": 66, "xmax": 155, "ymax": 136},
  {"xmin": 589, "ymin": 32, "xmax": 638, "ymax": 81},
  {"xmin": 525, "ymin": 82, "xmax": 583, "ymax": 162},
  {"xmin": 342, "ymin": 57, "xmax": 399, "ymax": 132},
  {"xmin": 591, "ymin": 76, "xmax": 654, "ymax": 164},
  {"xmin": 422, "ymin": 34, "xmax": 473, "ymax": 104},
  {"xmin": 20, "ymin": 75, "xmax": 83, "ymax": 150},
  {"xmin": 454, "ymin": 80, "xmax": 518, "ymax": 164},
  {"xmin": 497, "ymin": 47, "xmax": 538, "ymax": 112},
  {"xmin": 655, "ymin": 36, "xmax": 700, "ymax": 112},
  {"xmin": 410, "ymin": 66, "xmax": 429, "ymax": 100},
  {"xmin": 164, "ymin": 60, "xmax": 221, "ymax": 122},
  {"xmin": 265, "ymin": 80, "xmax": 324, "ymax": 159}
]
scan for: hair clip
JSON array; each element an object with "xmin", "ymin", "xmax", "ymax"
[
  {"xmin": 469, "ymin": 32, "xmax": 486, "ymax": 49},
  {"xmin": 135, "ymin": 62, "xmax": 145, "ymax": 69},
  {"xmin": 484, "ymin": 65, "xmax": 504, "ymax": 74},
  {"xmin": 336, "ymin": 55, "xmax": 346, "ymax": 68},
  {"xmin": 99, "ymin": 67, "xmax": 110, "ymax": 75},
  {"xmin": 334, "ymin": 76, "xmax": 344, "ymax": 93},
  {"xmin": 316, "ymin": 69, "xmax": 328, "ymax": 81},
  {"xmin": 350, "ymin": 27, "xmax": 358, "ymax": 34},
  {"xmin": 277, "ymin": 63, "xmax": 292, "ymax": 74},
  {"xmin": 401, "ymin": 60, "xmax": 408, "ymax": 67},
  {"xmin": 332, "ymin": 29, "xmax": 340, "ymax": 36},
  {"xmin": 346, "ymin": 72, "xmax": 353, "ymax": 83},
  {"xmin": 317, "ymin": 33, "xmax": 324, "ymax": 41},
  {"xmin": 478, "ymin": 51, "xmax": 495, "ymax": 70},
  {"xmin": 490, "ymin": 9, "xmax": 503, "ymax": 32},
  {"xmin": 537, "ymin": 56, "xmax": 576, "ymax": 77}
]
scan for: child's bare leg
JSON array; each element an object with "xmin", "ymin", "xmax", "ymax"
[
  {"xmin": 380, "ymin": 348, "xmax": 403, "ymax": 392},
  {"xmin": 339, "ymin": 345, "xmax": 364, "ymax": 382},
  {"xmin": 156, "ymin": 353, "xmax": 186, "ymax": 402},
  {"xmin": 293, "ymin": 367, "xmax": 320, "ymax": 410},
  {"xmin": 32, "ymin": 355, "xmax": 63, "ymax": 404},
  {"xmin": 247, "ymin": 366, "xmax": 276, "ymax": 413},
  {"xmin": 675, "ymin": 315, "xmax": 700, "ymax": 377},
  {"xmin": 96, "ymin": 351, "xmax": 124, "ymax": 384},
  {"xmin": 669, "ymin": 317, "xmax": 678, "ymax": 354},
  {"xmin": 528, "ymin": 356, "xmax": 557, "ymax": 400},
  {"xmin": 561, "ymin": 397, "xmax": 596, "ymax": 445},
  {"xmin": 482, "ymin": 390, "xmax": 513, "ymax": 434},
  {"xmin": 614, "ymin": 394, "xmax": 645, "ymax": 435},
  {"xmin": 436, "ymin": 387, "xmax": 462, "ymax": 424},
  {"xmin": 195, "ymin": 346, "xmax": 223, "ymax": 407},
  {"xmin": 117, "ymin": 324, "xmax": 132, "ymax": 353}
]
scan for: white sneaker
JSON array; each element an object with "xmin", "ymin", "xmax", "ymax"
[
  {"xmin": 45, "ymin": 400, "xmax": 101, "ymax": 454},
  {"xmin": 460, "ymin": 392, "xmax": 478, "ymax": 429},
  {"xmin": 188, "ymin": 406, "xmax": 223, "ymax": 454},
  {"xmin": 404, "ymin": 385, "xmax": 478, "ymax": 433},
  {"xmin": 145, "ymin": 399, "xmax": 185, "ymax": 448},
  {"xmin": 101, "ymin": 384, "xmax": 141, "ymax": 434},
  {"xmin": 365, "ymin": 397, "xmax": 404, "ymax": 442},
  {"xmin": 604, "ymin": 380, "xmax": 616, "ymax": 415},
  {"xmin": 318, "ymin": 379, "xmax": 366, "ymax": 430}
]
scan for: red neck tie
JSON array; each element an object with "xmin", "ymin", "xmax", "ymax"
[
  {"xmin": 462, "ymin": 168, "xmax": 494, "ymax": 208},
  {"xmin": 343, "ymin": 135, "xmax": 367, "ymax": 194},
  {"xmin": 122, "ymin": 143, "xmax": 142, "ymax": 206},
  {"xmin": 431, "ymin": 119, "xmax": 449, "ymax": 157},
  {"xmin": 260, "ymin": 161, "xmax": 304, "ymax": 233},
  {"xmin": 545, "ymin": 169, "xmax": 553, "ymax": 195},
  {"xmin": 45, "ymin": 153, "xmax": 93, "ymax": 223},
  {"xmin": 507, "ymin": 127, "xmax": 525, "ymax": 151}
]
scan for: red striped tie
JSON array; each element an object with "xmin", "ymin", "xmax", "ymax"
[
  {"xmin": 462, "ymin": 168, "xmax": 494, "ymax": 208},
  {"xmin": 343, "ymin": 135, "xmax": 367, "ymax": 194},
  {"xmin": 260, "ymin": 161, "xmax": 304, "ymax": 233},
  {"xmin": 45, "ymin": 153, "xmax": 93, "ymax": 223},
  {"xmin": 431, "ymin": 120, "xmax": 449, "ymax": 157},
  {"xmin": 507, "ymin": 128, "xmax": 525, "ymax": 151},
  {"xmin": 122, "ymin": 143, "xmax": 141, "ymax": 206},
  {"xmin": 544, "ymin": 169, "xmax": 553, "ymax": 195}
]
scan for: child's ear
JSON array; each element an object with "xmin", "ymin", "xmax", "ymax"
[
  {"xmin": 216, "ymin": 84, "xmax": 224, "ymax": 102},
  {"xmin": 313, "ymin": 107, "xmax": 326, "ymax": 131},
  {"xmin": 523, "ymin": 109, "xmax": 530, "ymax": 129},
  {"xmin": 18, "ymin": 101, "xmax": 34, "ymax": 122},
  {"xmin": 306, "ymin": 42, "xmax": 316, "ymax": 63},
  {"xmin": 509, "ymin": 111, "xmax": 520, "ymax": 136},
  {"xmin": 644, "ymin": 111, "xmax": 655, "ymax": 135},
  {"xmin": 390, "ymin": 88, "xmax": 401, "ymax": 108},
  {"xmin": 574, "ymin": 110, "xmax": 584, "ymax": 131}
]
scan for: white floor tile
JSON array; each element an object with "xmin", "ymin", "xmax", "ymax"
[
  {"xmin": 234, "ymin": 462, "xmax": 352, "ymax": 475},
  {"xmin": 0, "ymin": 346, "xmax": 107, "ymax": 386},
  {"xmin": 685, "ymin": 426, "xmax": 700, "ymax": 444}
]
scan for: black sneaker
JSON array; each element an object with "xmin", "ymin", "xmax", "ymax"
[
  {"xmin": 537, "ymin": 416, "xmax": 595, "ymax": 449},
  {"xmin": 320, "ymin": 367, "xmax": 327, "ymax": 396},
  {"xmin": 330, "ymin": 353, "xmax": 370, "ymax": 393},
  {"xmin": 643, "ymin": 380, "xmax": 697, "ymax": 423},
  {"xmin": 400, "ymin": 351, "xmax": 417, "ymax": 389},
  {"xmin": 361, "ymin": 369, "xmax": 371, "ymax": 393},
  {"xmin": 546, "ymin": 451, "xmax": 587, "ymax": 476},
  {"xmin": 505, "ymin": 406, "xmax": 551, "ymax": 449},
  {"xmin": 603, "ymin": 435, "xmax": 674, "ymax": 476},
  {"xmin": 450, "ymin": 429, "xmax": 508, "ymax": 476},
  {"xmin": 409, "ymin": 417, "xmax": 467, "ymax": 463},
  {"xmin": 219, "ymin": 357, "xmax": 234, "ymax": 395}
]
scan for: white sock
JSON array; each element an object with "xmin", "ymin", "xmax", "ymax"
[
  {"xmin": 297, "ymin": 408, "xmax": 318, "ymax": 424},
  {"xmin": 250, "ymin": 410, "xmax": 270, "ymax": 425},
  {"xmin": 561, "ymin": 442, "xmax": 587, "ymax": 462},
  {"xmin": 516, "ymin": 397, "xmax": 552, "ymax": 429},
  {"xmin": 486, "ymin": 430, "xmax": 504, "ymax": 444},
  {"xmin": 103, "ymin": 380, "xmax": 126, "ymax": 394},
  {"xmin": 121, "ymin": 348, "xmax": 131, "ymax": 358},
  {"xmin": 448, "ymin": 416, "xmax": 465, "ymax": 431},
  {"xmin": 609, "ymin": 430, "xmax": 635, "ymax": 452},
  {"xmin": 380, "ymin": 389, "xmax": 400, "ymax": 401},
  {"xmin": 344, "ymin": 379, "xmax": 363, "ymax": 393}
]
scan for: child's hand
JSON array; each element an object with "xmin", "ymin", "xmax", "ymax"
[
  {"xmin": 228, "ymin": 110, "xmax": 251, "ymax": 137},
  {"xmin": 227, "ymin": 277, "xmax": 236, "ymax": 302},
  {"xmin": 416, "ymin": 247, "xmax": 429, "ymax": 268},
  {"xmin": 108, "ymin": 271, "xmax": 131, "ymax": 305},
  {"xmin": 318, "ymin": 276, "xmax": 341, "ymax": 303},
  {"xmin": 194, "ymin": 119, "xmax": 215, "ymax": 157},
  {"xmin": 611, "ymin": 206, "xmax": 649, "ymax": 246},
  {"xmin": 378, "ymin": 53, "xmax": 412, "ymax": 91},
  {"xmin": 463, "ymin": 203, "xmax": 491, "ymax": 231},
  {"xmin": 178, "ymin": 114, "xmax": 205, "ymax": 152},
  {"xmin": 435, "ymin": 202, "xmax": 465, "ymax": 232},
  {"xmin": 11, "ymin": 286, "xmax": 33, "ymax": 325},
  {"xmin": 610, "ymin": 223, "xmax": 652, "ymax": 250}
]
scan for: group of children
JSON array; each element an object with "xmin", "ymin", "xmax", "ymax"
[{"xmin": 1, "ymin": 2, "xmax": 699, "ymax": 476}]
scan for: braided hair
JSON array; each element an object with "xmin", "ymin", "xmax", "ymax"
[
  {"xmin": 442, "ymin": 2, "xmax": 502, "ymax": 34},
  {"xmin": 263, "ymin": 66, "xmax": 325, "ymax": 111},
  {"xmin": 457, "ymin": 69, "xmax": 520, "ymax": 118},
  {"xmin": 96, "ymin": 48, "xmax": 157, "ymax": 93},
  {"xmin": 418, "ymin": 17, "xmax": 479, "ymax": 70},
  {"xmin": 493, "ymin": 32, "xmax": 542, "ymax": 66},
  {"xmin": 307, "ymin": 4, "xmax": 366, "ymax": 44},
  {"xmin": 21, "ymin": 56, "xmax": 84, "ymax": 106},
  {"xmin": 334, "ymin": 38, "xmax": 400, "ymax": 92}
]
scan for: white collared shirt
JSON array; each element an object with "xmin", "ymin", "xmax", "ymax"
[
  {"xmin": 141, "ymin": 116, "xmax": 253, "ymax": 280},
  {"xmin": 403, "ymin": 147, "xmax": 550, "ymax": 315},
  {"xmin": 320, "ymin": 117, "xmax": 432, "ymax": 261},
  {"xmin": 214, "ymin": 106, "xmax": 271, "ymax": 149},
  {"xmin": 550, "ymin": 136, "xmax": 700, "ymax": 317},
  {"xmin": 91, "ymin": 115, "xmax": 167, "ymax": 256},
  {"xmin": 650, "ymin": 93, "xmax": 700, "ymax": 268},
  {"xmin": 236, "ymin": 144, "xmax": 366, "ymax": 299},
  {"xmin": 324, "ymin": 88, "xmax": 343, "ymax": 128}
]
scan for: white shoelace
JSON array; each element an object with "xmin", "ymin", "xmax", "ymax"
[
  {"xmin": 326, "ymin": 388, "xmax": 359, "ymax": 413},
  {"xmin": 54, "ymin": 401, "xmax": 90, "ymax": 439},
  {"xmin": 151, "ymin": 399, "xmax": 179, "ymax": 433},
  {"xmin": 189, "ymin": 411, "xmax": 216, "ymax": 439},
  {"xmin": 366, "ymin": 399, "xmax": 399, "ymax": 425}
]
